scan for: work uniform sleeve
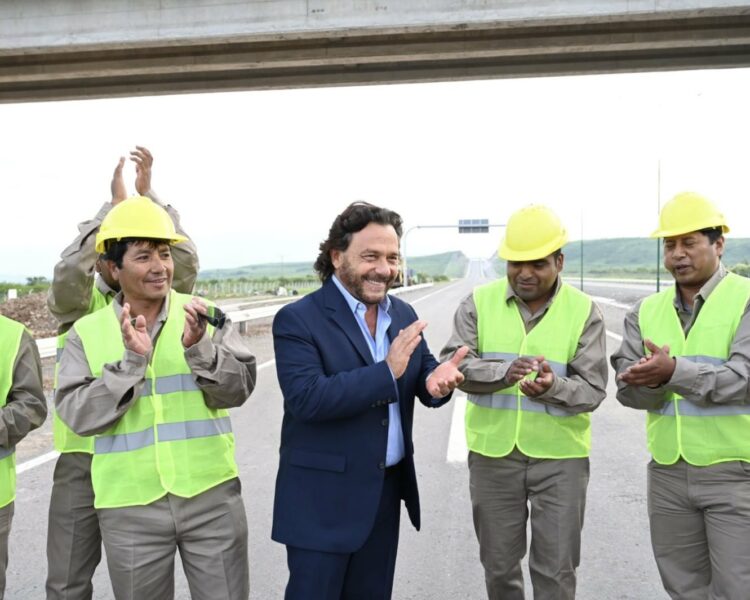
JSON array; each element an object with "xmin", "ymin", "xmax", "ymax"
[
  {"xmin": 439, "ymin": 293, "xmax": 512, "ymax": 393},
  {"xmin": 47, "ymin": 203, "xmax": 110, "ymax": 333},
  {"xmin": 54, "ymin": 327, "xmax": 149, "ymax": 436},
  {"xmin": 184, "ymin": 319, "xmax": 257, "ymax": 409},
  {"xmin": 532, "ymin": 302, "xmax": 608, "ymax": 414},
  {"xmin": 610, "ymin": 301, "xmax": 671, "ymax": 411},
  {"xmin": 664, "ymin": 302, "xmax": 750, "ymax": 406},
  {"xmin": 0, "ymin": 331, "xmax": 47, "ymax": 448}
]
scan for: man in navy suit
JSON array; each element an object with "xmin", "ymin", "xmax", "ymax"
[{"xmin": 272, "ymin": 201, "xmax": 468, "ymax": 599}]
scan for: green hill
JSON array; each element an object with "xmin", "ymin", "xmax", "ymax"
[
  {"xmin": 199, "ymin": 250, "xmax": 468, "ymax": 281},
  {"xmin": 490, "ymin": 237, "xmax": 750, "ymax": 277},
  {"xmin": 406, "ymin": 251, "xmax": 468, "ymax": 278}
]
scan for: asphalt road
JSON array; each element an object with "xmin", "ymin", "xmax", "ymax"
[{"xmin": 7, "ymin": 261, "xmax": 667, "ymax": 599}]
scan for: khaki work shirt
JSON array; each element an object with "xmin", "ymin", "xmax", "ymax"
[
  {"xmin": 440, "ymin": 277, "xmax": 608, "ymax": 414},
  {"xmin": 611, "ymin": 263, "xmax": 750, "ymax": 411},
  {"xmin": 47, "ymin": 192, "xmax": 199, "ymax": 334},
  {"xmin": 0, "ymin": 331, "xmax": 47, "ymax": 449},
  {"xmin": 55, "ymin": 293, "xmax": 256, "ymax": 437}
]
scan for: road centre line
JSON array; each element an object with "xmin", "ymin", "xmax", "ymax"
[
  {"xmin": 17, "ymin": 359, "xmax": 277, "ymax": 475},
  {"xmin": 409, "ymin": 281, "xmax": 462, "ymax": 305},
  {"xmin": 446, "ymin": 393, "xmax": 468, "ymax": 464}
]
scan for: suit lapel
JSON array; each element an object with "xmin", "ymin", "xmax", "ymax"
[{"xmin": 322, "ymin": 278, "xmax": 374, "ymax": 365}]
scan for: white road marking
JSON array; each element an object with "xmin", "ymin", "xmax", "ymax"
[
  {"xmin": 17, "ymin": 450, "xmax": 59, "ymax": 474},
  {"xmin": 410, "ymin": 281, "xmax": 462, "ymax": 305},
  {"xmin": 446, "ymin": 393, "xmax": 468, "ymax": 464},
  {"xmin": 590, "ymin": 295, "xmax": 632, "ymax": 311}
]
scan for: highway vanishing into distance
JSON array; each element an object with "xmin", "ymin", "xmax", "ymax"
[{"xmin": 8, "ymin": 260, "xmax": 667, "ymax": 599}]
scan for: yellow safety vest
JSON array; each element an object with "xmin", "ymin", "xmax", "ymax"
[
  {"xmin": 0, "ymin": 316, "xmax": 25, "ymax": 508},
  {"xmin": 74, "ymin": 290, "xmax": 238, "ymax": 508},
  {"xmin": 466, "ymin": 279, "xmax": 592, "ymax": 459},
  {"xmin": 53, "ymin": 283, "xmax": 111, "ymax": 453},
  {"xmin": 639, "ymin": 273, "xmax": 750, "ymax": 466}
]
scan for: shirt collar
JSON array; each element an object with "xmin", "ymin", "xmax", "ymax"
[
  {"xmin": 331, "ymin": 274, "xmax": 391, "ymax": 315},
  {"xmin": 95, "ymin": 274, "xmax": 117, "ymax": 298},
  {"xmin": 673, "ymin": 262, "xmax": 727, "ymax": 310},
  {"xmin": 112, "ymin": 291, "xmax": 171, "ymax": 323},
  {"xmin": 504, "ymin": 275, "xmax": 562, "ymax": 308}
]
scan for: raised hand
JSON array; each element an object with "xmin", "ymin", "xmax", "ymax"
[
  {"xmin": 386, "ymin": 320, "xmax": 427, "ymax": 379},
  {"xmin": 110, "ymin": 157, "xmax": 127, "ymax": 204},
  {"xmin": 426, "ymin": 346, "xmax": 469, "ymax": 398},
  {"xmin": 131, "ymin": 145, "xmax": 153, "ymax": 196}
]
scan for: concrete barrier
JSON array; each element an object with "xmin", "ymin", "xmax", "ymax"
[{"xmin": 36, "ymin": 283, "xmax": 435, "ymax": 358}]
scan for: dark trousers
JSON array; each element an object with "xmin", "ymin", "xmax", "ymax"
[
  {"xmin": 649, "ymin": 460, "xmax": 750, "ymax": 600},
  {"xmin": 285, "ymin": 464, "xmax": 403, "ymax": 600},
  {"xmin": 46, "ymin": 452, "xmax": 101, "ymax": 600},
  {"xmin": 0, "ymin": 501, "xmax": 13, "ymax": 600}
]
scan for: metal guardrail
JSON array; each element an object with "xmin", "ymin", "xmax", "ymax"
[{"xmin": 35, "ymin": 283, "xmax": 435, "ymax": 359}]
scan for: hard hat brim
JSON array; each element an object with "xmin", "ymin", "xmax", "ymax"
[
  {"xmin": 95, "ymin": 232, "xmax": 188, "ymax": 255},
  {"xmin": 498, "ymin": 232, "xmax": 568, "ymax": 262},
  {"xmin": 650, "ymin": 223, "xmax": 730, "ymax": 239}
]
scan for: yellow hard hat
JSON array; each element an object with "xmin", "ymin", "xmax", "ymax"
[
  {"xmin": 651, "ymin": 192, "xmax": 729, "ymax": 238},
  {"xmin": 95, "ymin": 196, "xmax": 188, "ymax": 254},
  {"xmin": 499, "ymin": 204, "xmax": 568, "ymax": 262}
]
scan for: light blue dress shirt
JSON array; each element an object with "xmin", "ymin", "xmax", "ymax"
[{"xmin": 332, "ymin": 275, "xmax": 405, "ymax": 466}]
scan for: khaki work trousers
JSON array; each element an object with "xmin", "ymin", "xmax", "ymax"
[
  {"xmin": 0, "ymin": 501, "xmax": 13, "ymax": 600},
  {"xmin": 649, "ymin": 459, "xmax": 750, "ymax": 600},
  {"xmin": 97, "ymin": 477, "xmax": 249, "ymax": 600},
  {"xmin": 469, "ymin": 449, "xmax": 589, "ymax": 600},
  {"xmin": 46, "ymin": 452, "xmax": 101, "ymax": 600}
]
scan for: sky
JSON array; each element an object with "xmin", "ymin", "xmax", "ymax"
[{"xmin": 2, "ymin": 67, "xmax": 750, "ymax": 281}]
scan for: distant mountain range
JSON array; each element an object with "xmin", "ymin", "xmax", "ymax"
[
  {"xmin": 198, "ymin": 238, "xmax": 750, "ymax": 281},
  {"xmin": 199, "ymin": 251, "xmax": 469, "ymax": 281}
]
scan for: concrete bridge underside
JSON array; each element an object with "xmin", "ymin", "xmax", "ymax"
[{"xmin": 2, "ymin": 2, "xmax": 750, "ymax": 102}]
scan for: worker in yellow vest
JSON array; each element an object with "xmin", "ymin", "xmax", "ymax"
[
  {"xmin": 611, "ymin": 192, "xmax": 750, "ymax": 599},
  {"xmin": 0, "ymin": 314, "xmax": 46, "ymax": 599},
  {"xmin": 45, "ymin": 147, "xmax": 199, "ymax": 600},
  {"xmin": 441, "ymin": 204, "xmax": 608, "ymax": 600},
  {"xmin": 55, "ymin": 196, "xmax": 256, "ymax": 600}
]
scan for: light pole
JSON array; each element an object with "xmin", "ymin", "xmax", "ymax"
[{"xmin": 656, "ymin": 160, "xmax": 662, "ymax": 292}]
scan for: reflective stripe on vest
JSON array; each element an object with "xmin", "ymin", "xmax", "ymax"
[
  {"xmin": 0, "ymin": 316, "xmax": 25, "ymax": 508},
  {"xmin": 466, "ymin": 279, "xmax": 593, "ymax": 459},
  {"xmin": 639, "ymin": 272, "xmax": 750, "ymax": 466},
  {"xmin": 53, "ymin": 283, "xmax": 112, "ymax": 454},
  {"xmin": 95, "ymin": 416, "xmax": 232, "ymax": 454},
  {"xmin": 75, "ymin": 290, "xmax": 237, "ymax": 508}
]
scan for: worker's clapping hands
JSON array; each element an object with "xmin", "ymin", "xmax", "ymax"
[
  {"xmin": 518, "ymin": 361, "xmax": 555, "ymax": 397},
  {"xmin": 505, "ymin": 356, "xmax": 545, "ymax": 385},
  {"xmin": 110, "ymin": 145, "xmax": 154, "ymax": 203},
  {"xmin": 617, "ymin": 339, "xmax": 675, "ymax": 387},
  {"xmin": 132, "ymin": 146, "xmax": 153, "ymax": 195},
  {"xmin": 120, "ymin": 303, "xmax": 152, "ymax": 356},
  {"xmin": 426, "ymin": 346, "xmax": 469, "ymax": 398},
  {"xmin": 182, "ymin": 297, "xmax": 209, "ymax": 348},
  {"xmin": 110, "ymin": 157, "xmax": 127, "ymax": 204},
  {"xmin": 386, "ymin": 321, "xmax": 427, "ymax": 378}
]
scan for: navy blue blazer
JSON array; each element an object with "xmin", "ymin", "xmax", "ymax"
[{"xmin": 271, "ymin": 278, "xmax": 450, "ymax": 553}]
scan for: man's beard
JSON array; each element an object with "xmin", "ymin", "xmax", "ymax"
[{"xmin": 337, "ymin": 258, "xmax": 394, "ymax": 305}]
